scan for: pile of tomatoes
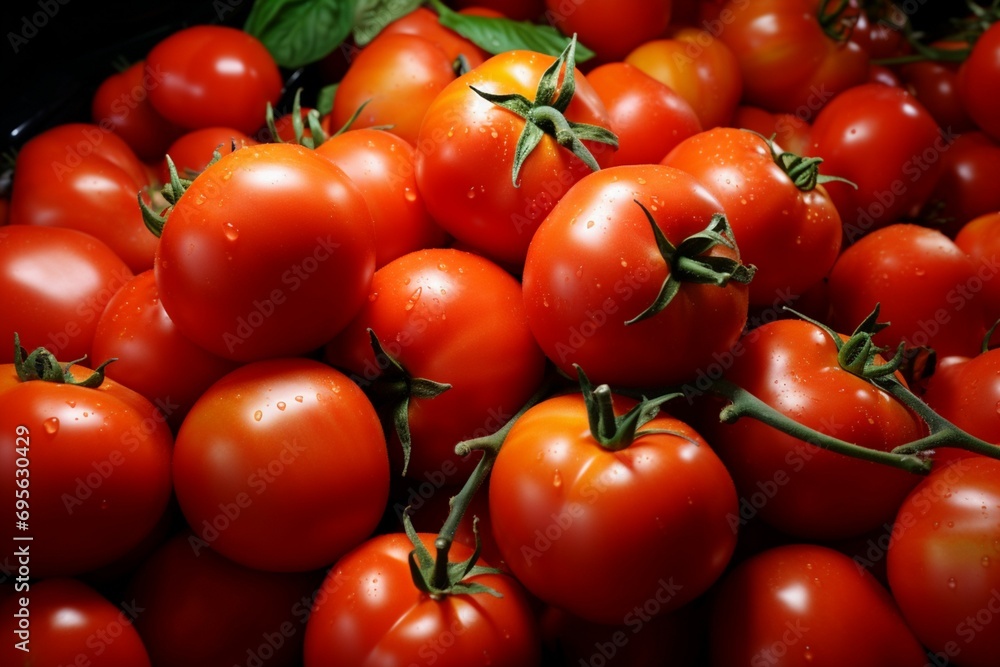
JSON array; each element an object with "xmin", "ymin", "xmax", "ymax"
[{"xmin": 3, "ymin": 0, "xmax": 1000, "ymax": 665}]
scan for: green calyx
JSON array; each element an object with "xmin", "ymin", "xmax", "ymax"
[
  {"xmin": 404, "ymin": 511, "xmax": 504, "ymax": 600},
  {"xmin": 12, "ymin": 333, "xmax": 114, "ymax": 388},
  {"xmin": 744, "ymin": 130, "xmax": 857, "ymax": 192},
  {"xmin": 787, "ymin": 304, "xmax": 905, "ymax": 381},
  {"xmin": 469, "ymin": 35, "xmax": 618, "ymax": 187},
  {"xmin": 138, "ymin": 146, "xmax": 226, "ymax": 238},
  {"xmin": 627, "ymin": 201, "xmax": 755, "ymax": 326}
]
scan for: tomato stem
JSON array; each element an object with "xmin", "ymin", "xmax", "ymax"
[{"xmin": 12, "ymin": 333, "xmax": 115, "ymax": 388}]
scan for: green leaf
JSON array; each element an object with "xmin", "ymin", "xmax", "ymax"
[
  {"xmin": 244, "ymin": 0, "xmax": 359, "ymax": 69},
  {"xmin": 352, "ymin": 0, "xmax": 424, "ymax": 46},
  {"xmin": 427, "ymin": 0, "xmax": 594, "ymax": 61},
  {"xmin": 316, "ymin": 83, "xmax": 338, "ymax": 116}
]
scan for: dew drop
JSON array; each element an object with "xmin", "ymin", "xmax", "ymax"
[
  {"xmin": 466, "ymin": 188, "xmax": 476, "ymax": 199},
  {"xmin": 253, "ymin": 410, "xmax": 263, "ymax": 422},
  {"xmin": 552, "ymin": 470, "xmax": 562, "ymax": 488},
  {"xmin": 223, "ymin": 222, "xmax": 239, "ymax": 241},
  {"xmin": 586, "ymin": 220, "xmax": 595, "ymax": 228},
  {"xmin": 620, "ymin": 259, "xmax": 628, "ymax": 267},
  {"xmin": 983, "ymin": 556, "xmax": 991, "ymax": 568},
  {"xmin": 368, "ymin": 292, "xmax": 379, "ymax": 302},
  {"xmin": 295, "ymin": 395, "xmax": 304, "ymax": 402},
  {"xmin": 915, "ymin": 268, "xmax": 925, "ymax": 276},
  {"xmin": 637, "ymin": 177, "xmax": 646, "ymax": 185},
  {"xmin": 490, "ymin": 129, "xmax": 499, "ymax": 139},
  {"xmin": 100, "ymin": 500, "xmax": 109, "ymax": 510},
  {"xmin": 947, "ymin": 521, "xmax": 955, "ymax": 528},
  {"xmin": 438, "ymin": 263, "xmax": 448, "ymax": 271},
  {"xmin": 66, "ymin": 400, "xmax": 76, "ymax": 408},
  {"xmin": 277, "ymin": 402, "xmax": 286, "ymax": 411},
  {"xmin": 403, "ymin": 188, "xmax": 417, "ymax": 202},
  {"xmin": 933, "ymin": 521, "xmax": 940, "ymax": 530},
  {"xmin": 447, "ymin": 128, "xmax": 454, "ymax": 138},
  {"xmin": 404, "ymin": 286, "xmax": 423, "ymax": 311},
  {"xmin": 947, "ymin": 577, "xmax": 957, "ymax": 590},
  {"xmin": 43, "ymin": 417, "xmax": 59, "ymax": 434}
]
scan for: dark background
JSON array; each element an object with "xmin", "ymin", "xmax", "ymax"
[{"xmin": 0, "ymin": 0, "xmax": 977, "ymax": 159}]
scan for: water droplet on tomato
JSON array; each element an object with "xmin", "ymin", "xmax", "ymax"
[
  {"xmin": 637, "ymin": 177, "xmax": 646, "ymax": 185},
  {"xmin": 223, "ymin": 223, "xmax": 239, "ymax": 241},
  {"xmin": 404, "ymin": 286, "xmax": 422, "ymax": 311},
  {"xmin": 253, "ymin": 410, "xmax": 263, "ymax": 422},
  {"xmin": 294, "ymin": 396, "xmax": 303, "ymax": 403},
  {"xmin": 466, "ymin": 188, "xmax": 476, "ymax": 199},
  {"xmin": 586, "ymin": 220, "xmax": 595, "ymax": 229},
  {"xmin": 368, "ymin": 292, "xmax": 379, "ymax": 302},
  {"xmin": 66, "ymin": 400, "xmax": 76, "ymax": 408},
  {"xmin": 276, "ymin": 402, "xmax": 286, "ymax": 411},
  {"xmin": 403, "ymin": 188, "xmax": 417, "ymax": 202},
  {"xmin": 983, "ymin": 556, "xmax": 991, "ymax": 568},
  {"xmin": 100, "ymin": 500, "xmax": 109, "ymax": 510},
  {"xmin": 43, "ymin": 417, "xmax": 59, "ymax": 435},
  {"xmin": 947, "ymin": 577, "xmax": 957, "ymax": 589},
  {"xmin": 552, "ymin": 470, "xmax": 562, "ymax": 488}
]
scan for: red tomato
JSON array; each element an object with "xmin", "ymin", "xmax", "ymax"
[
  {"xmin": 0, "ymin": 359, "xmax": 173, "ymax": 577},
  {"xmin": 919, "ymin": 131, "xmax": 1000, "ymax": 237},
  {"xmin": 709, "ymin": 544, "xmax": 928, "ymax": 666},
  {"xmin": 921, "ymin": 347, "xmax": 1000, "ymax": 459},
  {"xmin": 91, "ymin": 60, "xmax": 185, "ymax": 163},
  {"xmin": 145, "ymin": 25, "xmax": 283, "ymax": 135},
  {"xmin": 662, "ymin": 127, "xmax": 843, "ymax": 308},
  {"xmin": 489, "ymin": 390, "xmax": 738, "ymax": 625},
  {"xmin": 448, "ymin": 0, "xmax": 544, "ymax": 21},
  {"xmin": 155, "ymin": 142, "xmax": 375, "ymax": 362},
  {"xmin": 376, "ymin": 6, "xmax": 489, "ymax": 65},
  {"xmin": 323, "ymin": 247, "xmax": 547, "ymax": 479},
  {"xmin": 731, "ymin": 105, "xmax": 813, "ymax": 157},
  {"xmin": 313, "ymin": 129, "xmax": 449, "ymax": 268},
  {"xmin": 127, "ymin": 531, "xmax": 322, "ymax": 667},
  {"xmin": 159, "ymin": 126, "xmax": 258, "ymax": 183},
  {"xmin": 0, "ymin": 578, "xmax": 152, "ymax": 666},
  {"xmin": 522, "ymin": 164, "xmax": 750, "ymax": 389},
  {"xmin": 90, "ymin": 270, "xmax": 240, "ymax": 431},
  {"xmin": 172, "ymin": 358, "xmax": 389, "ymax": 572},
  {"xmin": 303, "ymin": 532, "xmax": 541, "ymax": 666},
  {"xmin": 625, "ymin": 27, "xmax": 742, "ymax": 130},
  {"xmin": 544, "ymin": 0, "xmax": 673, "ymax": 63},
  {"xmin": 807, "ymin": 83, "xmax": 946, "ymax": 243},
  {"xmin": 586, "ymin": 61, "xmax": 702, "ymax": 166},
  {"xmin": 9, "ymin": 122, "xmax": 157, "ymax": 272},
  {"xmin": 0, "ymin": 225, "xmax": 132, "ymax": 364},
  {"xmin": 959, "ymin": 21, "xmax": 1000, "ymax": 142},
  {"xmin": 954, "ymin": 211, "xmax": 1000, "ymax": 324},
  {"xmin": 827, "ymin": 223, "xmax": 989, "ymax": 359},
  {"xmin": 888, "ymin": 456, "xmax": 1000, "ymax": 667},
  {"xmin": 900, "ymin": 41, "xmax": 975, "ymax": 135}
]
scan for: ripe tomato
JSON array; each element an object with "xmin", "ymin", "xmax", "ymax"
[
  {"xmin": 921, "ymin": 348, "xmax": 1000, "ymax": 461},
  {"xmin": 145, "ymin": 25, "xmax": 283, "ymax": 136},
  {"xmin": 303, "ymin": 532, "xmax": 541, "ymax": 666},
  {"xmin": 586, "ymin": 61, "xmax": 702, "ymax": 166},
  {"xmin": 376, "ymin": 6, "xmax": 489, "ymax": 65},
  {"xmin": 544, "ymin": 0, "xmax": 673, "ymax": 63},
  {"xmin": 522, "ymin": 164, "xmax": 751, "ymax": 389},
  {"xmin": 313, "ymin": 129, "xmax": 449, "ymax": 268},
  {"xmin": 154, "ymin": 142, "xmax": 375, "ymax": 362},
  {"xmin": 919, "ymin": 131, "xmax": 1000, "ymax": 237},
  {"xmin": 91, "ymin": 60, "xmax": 184, "ymax": 163},
  {"xmin": 709, "ymin": 544, "xmax": 927, "ymax": 666},
  {"xmin": 0, "ymin": 225, "xmax": 132, "ymax": 364},
  {"xmin": 693, "ymin": 318, "xmax": 924, "ymax": 540},
  {"xmin": 662, "ymin": 127, "xmax": 843, "ymax": 308},
  {"xmin": 323, "ymin": 247, "xmax": 547, "ymax": 479},
  {"xmin": 888, "ymin": 456, "xmax": 1000, "ymax": 667},
  {"xmin": 448, "ymin": 0, "xmax": 544, "ymax": 21},
  {"xmin": 158, "ymin": 126, "xmax": 258, "ymax": 183},
  {"xmin": 172, "ymin": 358, "xmax": 389, "ymax": 572},
  {"xmin": 900, "ymin": 41, "xmax": 975, "ymax": 135},
  {"xmin": 954, "ymin": 211, "xmax": 1000, "ymax": 324},
  {"xmin": 0, "ymin": 578, "xmax": 152, "ymax": 666},
  {"xmin": 731, "ymin": 105, "xmax": 812, "ymax": 157},
  {"xmin": 9, "ymin": 122, "xmax": 157, "ymax": 272},
  {"xmin": 958, "ymin": 21, "xmax": 1000, "ymax": 142}
]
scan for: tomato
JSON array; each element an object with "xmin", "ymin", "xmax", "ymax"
[
  {"xmin": 709, "ymin": 544, "xmax": 927, "ymax": 666},
  {"xmin": 586, "ymin": 61, "xmax": 702, "ymax": 166},
  {"xmin": 154, "ymin": 142, "xmax": 375, "ymax": 362},
  {"xmin": 489, "ymin": 388, "xmax": 738, "ymax": 625},
  {"xmin": 0, "ymin": 225, "xmax": 132, "ymax": 364},
  {"xmin": 808, "ymin": 83, "xmax": 947, "ymax": 243},
  {"xmin": 9, "ymin": 122, "xmax": 157, "ymax": 272},
  {"xmin": 172, "ymin": 358, "xmax": 389, "ymax": 572},
  {"xmin": 827, "ymin": 223, "xmax": 989, "ymax": 359},
  {"xmin": 0, "ymin": 357, "xmax": 173, "ymax": 577},
  {"xmin": 413, "ymin": 45, "xmax": 615, "ymax": 266},
  {"xmin": 522, "ymin": 164, "xmax": 751, "ymax": 389},
  {"xmin": 958, "ymin": 21, "xmax": 1000, "ymax": 142},
  {"xmin": 887, "ymin": 456, "xmax": 1000, "ymax": 667},
  {"xmin": 91, "ymin": 60, "xmax": 185, "ymax": 163},
  {"xmin": 323, "ymin": 247, "xmax": 547, "ymax": 479},
  {"xmin": 921, "ymin": 347, "xmax": 1000, "ymax": 461},
  {"xmin": 900, "ymin": 41, "xmax": 975, "ymax": 135},
  {"xmin": 331, "ymin": 33, "xmax": 460, "ymax": 146},
  {"xmin": 954, "ymin": 211, "xmax": 1000, "ymax": 324},
  {"xmin": 449, "ymin": 0, "xmax": 544, "ymax": 21},
  {"xmin": 714, "ymin": 0, "xmax": 869, "ymax": 115},
  {"xmin": 544, "ymin": 0, "xmax": 673, "ymax": 63},
  {"xmin": 0, "ymin": 578, "xmax": 151, "ymax": 666},
  {"xmin": 376, "ymin": 6, "xmax": 489, "ymax": 66},
  {"xmin": 90, "ymin": 270, "xmax": 240, "ymax": 431},
  {"xmin": 730, "ymin": 105, "xmax": 812, "ymax": 157},
  {"xmin": 145, "ymin": 25, "xmax": 283, "ymax": 136},
  {"xmin": 313, "ymin": 129, "xmax": 449, "ymax": 268},
  {"xmin": 625, "ymin": 27, "xmax": 742, "ymax": 130},
  {"xmin": 158, "ymin": 126, "xmax": 258, "ymax": 183},
  {"xmin": 693, "ymin": 318, "xmax": 925, "ymax": 540},
  {"xmin": 127, "ymin": 531, "xmax": 322, "ymax": 667},
  {"xmin": 662, "ymin": 127, "xmax": 843, "ymax": 308},
  {"xmin": 303, "ymin": 532, "xmax": 541, "ymax": 666},
  {"xmin": 919, "ymin": 131, "xmax": 1000, "ymax": 238}
]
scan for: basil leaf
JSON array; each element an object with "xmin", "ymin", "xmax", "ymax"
[
  {"xmin": 353, "ymin": 0, "xmax": 424, "ymax": 46},
  {"xmin": 244, "ymin": 0, "xmax": 359, "ymax": 69},
  {"xmin": 317, "ymin": 83, "xmax": 338, "ymax": 117},
  {"xmin": 427, "ymin": 0, "xmax": 594, "ymax": 61}
]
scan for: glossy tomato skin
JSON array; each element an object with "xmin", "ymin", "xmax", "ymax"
[
  {"xmin": 0, "ymin": 364, "xmax": 173, "ymax": 577},
  {"xmin": 172, "ymin": 358, "xmax": 389, "ymax": 572},
  {"xmin": 303, "ymin": 532, "xmax": 541, "ymax": 667},
  {"xmin": 313, "ymin": 129, "xmax": 449, "ymax": 268},
  {"xmin": 709, "ymin": 544, "xmax": 927, "ymax": 667},
  {"xmin": 731, "ymin": 105, "xmax": 812, "ymax": 157},
  {"xmin": 920, "ymin": 131, "xmax": 1000, "ymax": 237},
  {"xmin": 900, "ymin": 42, "xmax": 975, "ymax": 135},
  {"xmin": 922, "ymin": 348, "xmax": 1000, "ymax": 461},
  {"xmin": 127, "ymin": 532, "xmax": 323, "ymax": 667},
  {"xmin": 323, "ymin": 247, "xmax": 547, "ymax": 480},
  {"xmin": 695, "ymin": 318, "xmax": 924, "ymax": 540},
  {"xmin": 807, "ymin": 83, "xmax": 946, "ymax": 243},
  {"xmin": 489, "ymin": 392, "xmax": 738, "ymax": 625},
  {"xmin": 888, "ymin": 456, "xmax": 1000, "ymax": 667},
  {"xmin": 954, "ymin": 211, "xmax": 1000, "ymax": 324},
  {"xmin": 544, "ymin": 0, "xmax": 673, "ymax": 63},
  {"xmin": 0, "ymin": 225, "xmax": 133, "ymax": 364},
  {"xmin": 522, "ymin": 164, "xmax": 749, "ymax": 389},
  {"xmin": 159, "ymin": 126, "xmax": 257, "ymax": 183},
  {"xmin": 90, "ymin": 270, "xmax": 240, "ymax": 431},
  {"xmin": 662, "ymin": 127, "xmax": 842, "ymax": 307},
  {"xmin": 155, "ymin": 142, "xmax": 376, "ymax": 362},
  {"xmin": 145, "ymin": 25, "xmax": 283, "ymax": 135},
  {"xmin": 827, "ymin": 223, "xmax": 988, "ymax": 359},
  {"xmin": 9, "ymin": 122, "xmax": 157, "ymax": 272},
  {"xmin": 0, "ymin": 578, "xmax": 152, "ymax": 666},
  {"xmin": 958, "ymin": 21, "xmax": 1000, "ymax": 142},
  {"xmin": 414, "ymin": 48, "xmax": 614, "ymax": 266},
  {"xmin": 376, "ymin": 6, "xmax": 489, "ymax": 65},
  {"xmin": 586, "ymin": 61, "xmax": 702, "ymax": 166}
]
